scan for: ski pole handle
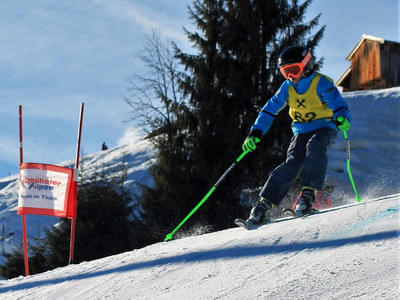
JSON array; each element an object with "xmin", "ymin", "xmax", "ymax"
[
  {"xmin": 337, "ymin": 116, "xmax": 345, "ymax": 123},
  {"xmin": 236, "ymin": 150, "xmax": 250, "ymax": 162},
  {"xmin": 336, "ymin": 116, "xmax": 349, "ymax": 138}
]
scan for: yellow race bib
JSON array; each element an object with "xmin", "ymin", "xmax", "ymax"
[{"xmin": 288, "ymin": 73, "xmax": 333, "ymax": 122}]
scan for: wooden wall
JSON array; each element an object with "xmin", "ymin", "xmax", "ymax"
[
  {"xmin": 350, "ymin": 40, "xmax": 385, "ymax": 90},
  {"xmin": 380, "ymin": 41, "xmax": 400, "ymax": 88},
  {"xmin": 339, "ymin": 39, "xmax": 400, "ymax": 91}
]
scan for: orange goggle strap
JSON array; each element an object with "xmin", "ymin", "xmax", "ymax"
[{"xmin": 280, "ymin": 51, "xmax": 312, "ymax": 79}]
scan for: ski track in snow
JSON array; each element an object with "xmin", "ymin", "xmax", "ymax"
[{"xmin": 0, "ymin": 194, "xmax": 399, "ymax": 299}]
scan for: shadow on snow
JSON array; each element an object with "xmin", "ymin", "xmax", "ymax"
[{"xmin": 1, "ymin": 229, "xmax": 399, "ymax": 293}]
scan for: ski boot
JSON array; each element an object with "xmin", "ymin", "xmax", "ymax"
[
  {"xmin": 295, "ymin": 187, "xmax": 315, "ymax": 217},
  {"xmin": 246, "ymin": 198, "xmax": 273, "ymax": 227}
]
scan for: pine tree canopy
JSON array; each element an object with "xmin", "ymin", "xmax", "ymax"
[{"xmin": 136, "ymin": 0, "xmax": 325, "ymax": 240}]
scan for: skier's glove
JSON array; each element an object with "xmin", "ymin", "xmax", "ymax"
[
  {"xmin": 335, "ymin": 116, "xmax": 350, "ymax": 132},
  {"xmin": 242, "ymin": 130, "xmax": 262, "ymax": 152}
]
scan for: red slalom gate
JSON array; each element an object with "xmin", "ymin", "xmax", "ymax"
[{"xmin": 17, "ymin": 103, "xmax": 84, "ymax": 276}]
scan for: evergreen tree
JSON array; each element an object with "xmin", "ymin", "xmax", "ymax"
[
  {"xmin": 124, "ymin": 31, "xmax": 196, "ymax": 242},
  {"xmin": 0, "ymin": 244, "xmax": 25, "ymax": 279},
  {"xmin": 135, "ymin": 0, "xmax": 325, "ymax": 240},
  {"xmin": 0, "ymin": 166, "xmax": 143, "ymax": 278}
]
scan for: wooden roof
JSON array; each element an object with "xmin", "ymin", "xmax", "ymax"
[
  {"xmin": 336, "ymin": 66, "xmax": 351, "ymax": 87},
  {"xmin": 345, "ymin": 34, "xmax": 385, "ymax": 61}
]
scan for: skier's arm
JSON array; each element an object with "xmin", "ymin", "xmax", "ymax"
[
  {"xmin": 242, "ymin": 84, "xmax": 288, "ymax": 152},
  {"xmin": 249, "ymin": 83, "xmax": 289, "ymax": 137},
  {"xmin": 318, "ymin": 76, "xmax": 351, "ymax": 122}
]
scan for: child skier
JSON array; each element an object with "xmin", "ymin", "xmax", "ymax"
[{"xmin": 242, "ymin": 45, "xmax": 351, "ymax": 225}]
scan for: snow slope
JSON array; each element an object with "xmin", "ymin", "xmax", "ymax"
[
  {"xmin": 326, "ymin": 86, "xmax": 400, "ymax": 199},
  {"xmin": 0, "ymin": 193, "xmax": 399, "ymax": 299},
  {"xmin": 0, "ymin": 87, "xmax": 399, "ymax": 298},
  {"xmin": 0, "ymin": 140, "xmax": 154, "ymax": 262}
]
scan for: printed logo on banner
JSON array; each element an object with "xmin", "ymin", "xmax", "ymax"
[{"xmin": 18, "ymin": 168, "xmax": 69, "ymax": 211}]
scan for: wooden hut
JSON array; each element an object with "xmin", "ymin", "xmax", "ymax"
[{"xmin": 336, "ymin": 34, "xmax": 400, "ymax": 91}]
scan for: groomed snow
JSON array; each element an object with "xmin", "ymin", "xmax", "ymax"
[
  {"xmin": 0, "ymin": 87, "xmax": 399, "ymax": 299},
  {"xmin": 0, "ymin": 194, "xmax": 399, "ymax": 299}
]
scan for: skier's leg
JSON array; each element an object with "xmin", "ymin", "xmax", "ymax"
[
  {"xmin": 246, "ymin": 197, "xmax": 273, "ymax": 225},
  {"xmin": 302, "ymin": 127, "xmax": 337, "ymax": 189},
  {"xmin": 295, "ymin": 187, "xmax": 316, "ymax": 217},
  {"xmin": 246, "ymin": 135, "xmax": 308, "ymax": 225},
  {"xmin": 258, "ymin": 132, "xmax": 310, "ymax": 207},
  {"xmin": 296, "ymin": 127, "xmax": 337, "ymax": 216}
]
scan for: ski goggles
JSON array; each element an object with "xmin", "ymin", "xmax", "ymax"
[{"xmin": 279, "ymin": 51, "xmax": 312, "ymax": 80}]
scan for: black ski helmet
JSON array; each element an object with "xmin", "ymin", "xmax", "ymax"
[
  {"xmin": 279, "ymin": 45, "xmax": 308, "ymax": 66},
  {"xmin": 279, "ymin": 45, "xmax": 314, "ymax": 77}
]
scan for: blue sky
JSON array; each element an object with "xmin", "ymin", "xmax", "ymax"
[{"xmin": 0, "ymin": 0, "xmax": 398, "ymax": 177}]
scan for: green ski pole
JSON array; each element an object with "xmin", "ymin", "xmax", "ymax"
[
  {"xmin": 164, "ymin": 150, "xmax": 249, "ymax": 242},
  {"xmin": 337, "ymin": 116, "xmax": 361, "ymax": 202}
]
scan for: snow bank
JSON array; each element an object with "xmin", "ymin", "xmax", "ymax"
[{"xmin": 327, "ymin": 86, "xmax": 400, "ymax": 200}]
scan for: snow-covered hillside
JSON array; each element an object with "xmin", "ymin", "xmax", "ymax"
[
  {"xmin": 0, "ymin": 193, "xmax": 399, "ymax": 299},
  {"xmin": 0, "ymin": 87, "xmax": 399, "ymax": 299},
  {"xmin": 326, "ymin": 86, "xmax": 400, "ymax": 199},
  {"xmin": 0, "ymin": 140, "xmax": 154, "ymax": 263}
]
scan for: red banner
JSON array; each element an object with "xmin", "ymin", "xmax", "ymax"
[{"xmin": 18, "ymin": 162, "xmax": 77, "ymax": 219}]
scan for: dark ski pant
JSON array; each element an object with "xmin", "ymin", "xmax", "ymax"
[{"xmin": 259, "ymin": 127, "xmax": 337, "ymax": 206}]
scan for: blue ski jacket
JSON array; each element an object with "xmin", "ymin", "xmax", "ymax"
[{"xmin": 250, "ymin": 71, "xmax": 350, "ymax": 136}]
